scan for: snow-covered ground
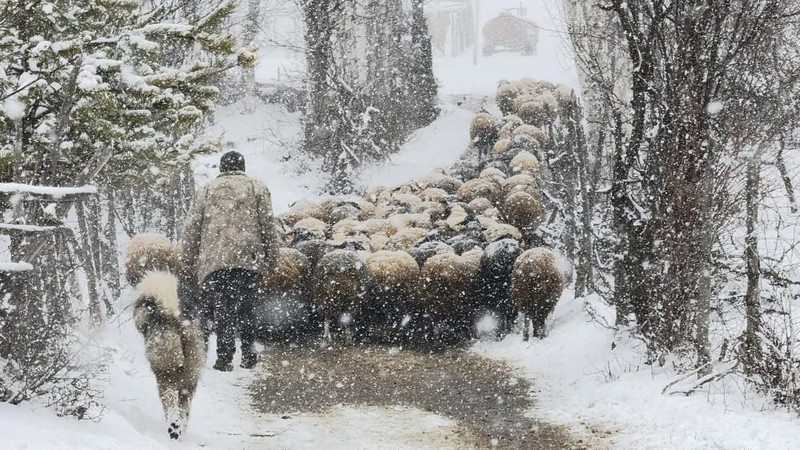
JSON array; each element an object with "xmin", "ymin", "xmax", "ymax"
[
  {"xmin": 4, "ymin": 1, "xmax": 800, "ymax": 448},
  {"xmin": 473, "ymin": 294, "xmax": 800, "ymax": 449}
]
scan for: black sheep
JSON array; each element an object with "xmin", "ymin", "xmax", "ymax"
[
  {"xmin": 291, "ymin": 227, "xmax": 331, "ymax": 271},
  {"xmin": 477, "ymin": 238, "xmax": 523, "ymax": 338}
]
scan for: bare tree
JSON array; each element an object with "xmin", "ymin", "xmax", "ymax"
[{"xmin": 565, "ymin": 0, "xmax": 800, "ymax": 374}]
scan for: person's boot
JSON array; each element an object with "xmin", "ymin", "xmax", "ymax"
[{"xmin": 240, "ymin": 352, "xmax": 258, "ymax": 369}]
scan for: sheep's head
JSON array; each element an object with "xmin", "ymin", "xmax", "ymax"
[{"xmin": 291, "ymin": 227, "xmax": 316, "ymax": 245}]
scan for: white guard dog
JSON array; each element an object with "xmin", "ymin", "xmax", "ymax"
[{"xmin": 134, "ymin": 270, "xmax": 206, "ymax": 440}]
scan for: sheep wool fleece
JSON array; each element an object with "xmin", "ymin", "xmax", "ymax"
[{"xmin": 181, "ymin": 171, "xmax": 279, "ymax": 285}]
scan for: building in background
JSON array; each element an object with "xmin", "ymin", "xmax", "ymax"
[
  {"xmin": 482, "ymin": 9, "xmax": 539, "ymax": 56},
  {"xmin": 424, "ymin": 0, "xmax": 475, "ymax": 57}
]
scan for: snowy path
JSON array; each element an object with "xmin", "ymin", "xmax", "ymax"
[{"xmin": 245, "ymin": 343, "xmax": 580, "ymax": 450}]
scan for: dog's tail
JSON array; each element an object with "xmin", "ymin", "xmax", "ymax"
[{"xmin": 134, "ymin": 270, "xmax": 181, "ymax": 333}]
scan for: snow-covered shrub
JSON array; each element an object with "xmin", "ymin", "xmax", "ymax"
[
  {"xmin": 0, "ymin": 266, "xmax": 105, "ymax": 419},
  {"xmin": 0, "ymin": 1, "xmax": 239, "ymax": 188}
]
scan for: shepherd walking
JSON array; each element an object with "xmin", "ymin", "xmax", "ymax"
[{"xmin": 181, "ymin": 151, "xmax": 279, "ymax": 371}]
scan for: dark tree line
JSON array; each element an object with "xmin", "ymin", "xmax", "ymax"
[{"xmin": 300, "ymin": 0, "xmax": 438, "ymax": 193}]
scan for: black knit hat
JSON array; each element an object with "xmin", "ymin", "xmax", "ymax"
[{"xmin": 220, "ymin": 151, "xmax": 245, "ymax": 172}]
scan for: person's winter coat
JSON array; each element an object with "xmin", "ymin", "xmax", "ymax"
[{"xmin": 181, "ymin": 171, "xmax": 279, "ymax": 284}]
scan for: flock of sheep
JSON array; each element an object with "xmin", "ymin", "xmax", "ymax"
[
  {"xmin": 269, "ymin": 78, "xmax": 574, "ymax": 345},
  {"xmin": 122, "ymin": 78, "xmax": 574, "ymax": 439},
  {"xmin": 126, "ymin": 78, "xmax": 574, "ymax": 347}
]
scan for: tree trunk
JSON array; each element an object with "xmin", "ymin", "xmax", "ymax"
[
  {"xmin": 742, "ymin": 155, "xmax": 763, "ymax": 375},
  {"xmin": 45, "ymin": 58, "xmax": 82, "ymax": 185},
  {"xmin": 242, "ymin": 0, "xmax": 260, "ymax": 113},
  {"xmin": 776, "ymin": 133, "xmax": 797, "ymax": 213},
  {"xmin": 102, "ymin": 190, "xmax": 121, "ymax": 301},
  {"xmin": 302, "ymin": 0, "xmax": 339, "ymax": 158},
  {"xmin": 564, "ymin": 93, "xmax": 594, "ymax": 295},
  {"xmin": 13, "ymin": 118, "xmax": 23, "ymax": 182},
  {"xmin": 694, "ymin": 166, "xmax": 714, "ymax": 377},
  {"xmin": 611, "ymin": 112, "xmax": 641, "ymax": 327},
  {"xmin": 76, "ymin": 201, "xmax": 102, "ymax": 324}
]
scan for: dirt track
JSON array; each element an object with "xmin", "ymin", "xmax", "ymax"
[{"xmin": 248, "ymin": 343, "xmax": 585, "ymax": 449}]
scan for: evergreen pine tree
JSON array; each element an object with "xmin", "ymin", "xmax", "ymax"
[{"xmin": 0, "ymin": 0, "xmax": 244, "ymax": 189}]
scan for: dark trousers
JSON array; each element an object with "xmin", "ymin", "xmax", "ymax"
[{"xmin": 203, "ymin": 268, "xmax": 262, "ymax": 364}]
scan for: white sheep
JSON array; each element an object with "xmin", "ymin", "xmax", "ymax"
[
  {"xmin": 357, "ymin": 200, "xmax": 376, "ymax": 220},
  {"xmin": 369, "ymin": 233, "xmax": 390, "ymax": 252},
  {"xmin": 419, "ymin": 187, "xmax": 449, "ymax": 203},
  {"xmin": 279, "ymin": 199, "xmax": 324, "ymax": 227},
  {"xmin": 501, "ymin": 190, "xmax": 543, "ymax": 248},
  {"xmin": 389, "ymin": 213, "xmax": 432, "ymax": 231},
  {"xmin": 457, "ymin": 178, "xmax": 501, "ymax": 205},
  {"xmin": 420, "ymin": 172, "xmax": 463, "ymax": 194},
  {"xmin": 364, "ymin": 250, "xmax": 421, "ymax": 337},
  {"xmin": 479, "ymin": 167, "xmax": 506, "ymax": 185},
  {"xmin": 476, "ymin": 238, "xmax": 524, "ymax": 337},
  {"xmin": 498, "ymin": 115, "xmax": 524, "ymax": 139},
  {"xmin": 331, "ymin": 218, "xmax": 362, "ymax": 238},
  {"xmin": 264, "ymin": 247, "xmax": 310, "ymax": 295},
  {"xmin": 512, "ymin": 124, "xmax": 547, "ymax": 148},
  {"xmin": 390, "ymin": 192, "xmax": 424, "ymax": 212},
  {"xmin": 492, "ymin": 138, "xmax": 512, "ymax": 155},
  {"xmin": 366, "ymin": 185, "xmax": 392, "ymax": 205},
  {"xmin": 329, "ymin": 202, "xmax": 361, "ymax": 223},
  {"xmin": 468, "ymin": 197, "xmax": 493, "ymax": 215},
  {"xmin": 509, "ymin": 150, "xmax": 540, "ymax": 176},
  {"xmin": 359, "ymin": 218, "xmax": 398, "ymax": 237},
  {"xmin": 417, "ymin": 249, "xmax": 481, "ymax": 341},
  {"xmin": 483, "ymin": 220, "xmax": 523, "ymax": 243},
  {"xmin": 126, "ymin": 233, "xmax": 181, "ymax": 286},
  {"xmin": 511, "ymin": 247, "xmax": 568, "ymax": 340},
  {"xmin": 502, "ymin": 173, "xmax": 540, "ymax": 199},
  {"xmin": 496, "ymin": 82, "xmax": 519, "ymax": 116},
  {"xmin": 385, "ymin": 227, "xmax": 429, "ymax": 252},
  {"xmin": 318, "ymin": 197, "xmax": 346, "ymax": 220},
  {"xmin": 293, "ymin": 217, "xmax": 328, "ymax": 240},
  {"xmin": 469, "ymin": 112, "xmax": 498, "ymax": 157}
]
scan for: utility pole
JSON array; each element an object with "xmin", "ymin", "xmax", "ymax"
[{"xmin": 473, "ymin": 0, "xmax": 479, "ymax": 65}]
